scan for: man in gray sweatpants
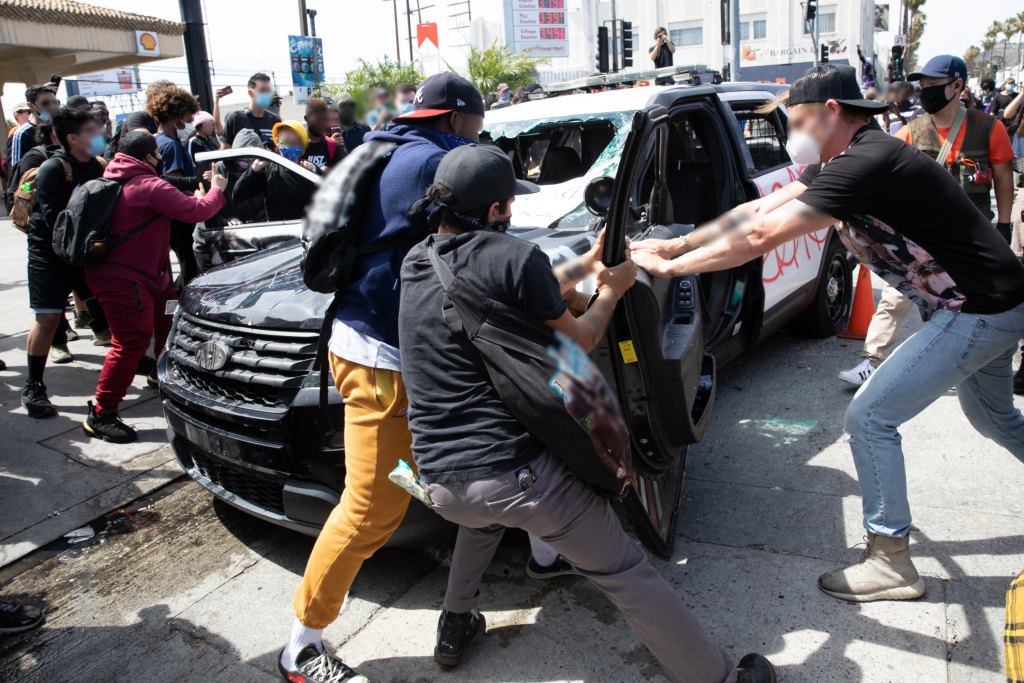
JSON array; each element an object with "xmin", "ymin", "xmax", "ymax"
[{"xmin": 397, "ymin": 144, "xmax": 775, "ymax": 683}]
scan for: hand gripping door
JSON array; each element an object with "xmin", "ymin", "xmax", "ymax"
[
  {"xmin": 602, "ymin": 106, "xmax": 718, "ymax": 558},
  {"xmin": 426, "ymin": 234, "xmax": 632, "ymax": 498}
]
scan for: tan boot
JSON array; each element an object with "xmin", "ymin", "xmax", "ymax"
[{"xmin": 818, "ymin": 532, "xmax": 926, "ymax": 602}]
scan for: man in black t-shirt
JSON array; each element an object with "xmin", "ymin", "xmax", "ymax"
[
  {"xmin": 633, "ymin": 64, "xmax": 1024, "ymax": 604},
  {"xmin": 220, "ymin": 72, "xmax": 281, "ymax": 150},
  {"xmin": 301, "ymin": 97, "xmax": 345, "ymax": 170},
  {"xmin": 648, "ymin": 27, "xmax": 675, "ymax": 84},
  {"xmin": 399, "ymin": 145, "xmax": 777, "ymax": 683}
]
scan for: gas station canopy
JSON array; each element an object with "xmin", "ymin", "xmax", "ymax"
[{"xmin": 0, "ymin": 0, "xmax": 184, "ymax": 86}]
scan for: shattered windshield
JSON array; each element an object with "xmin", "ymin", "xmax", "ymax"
[{"xmin": 482, "ymin": 111, "xmax": 637, "ymax": 231}]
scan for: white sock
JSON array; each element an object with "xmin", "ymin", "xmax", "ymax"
[
  {"xmin": 529, "ymin": 535, "xmax": 560, "ymax": 567},
  {"xmin": 280, "ymin": 618, "xmax": 324, "ymax": 671}
]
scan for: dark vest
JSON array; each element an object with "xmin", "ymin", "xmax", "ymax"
[{"xmin": 907, "ymin": 109, "xmax": 995, "ymax": 220}]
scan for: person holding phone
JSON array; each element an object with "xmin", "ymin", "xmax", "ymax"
[
  {"xmin": 302, "ymin": 98, "xmax": 345, "ymax": 170},
  {"xmin": 649, "ymin": 28, "xmax": 675, "ymax": 84}
]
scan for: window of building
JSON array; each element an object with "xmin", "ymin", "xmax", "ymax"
[
  {"xmin": 738, "ymin": 17, "xmax": 767, "ymax": 41},
  {"xmin": 670, "ymin": 26, "xmax": 703, "ymax": 47}
]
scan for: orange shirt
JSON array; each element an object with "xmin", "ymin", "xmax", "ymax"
[{"xmin": 896, "ymin": 114, "xmax": 1014, "ymax": 166}]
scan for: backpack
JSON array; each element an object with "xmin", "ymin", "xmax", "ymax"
[
  {"xmin": 425, "ymin": 235, "xmax": 632, "ymax": 498},
  {"xmin": 52, "ymin": 176, "xmax": 157, "ymax": 266},
  {"xmin": 103, "ymin": 119, "xmax": 124, "ymax": 161},
  {"xmin": 301, "ymin": 139, "xmax": 412, "ymax": 406},
  {"xmin": 8, "ymin": 155, "xmax": 68, "ymax": 233}
]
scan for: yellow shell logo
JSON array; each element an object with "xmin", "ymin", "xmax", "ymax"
[{"xmin": 139, "ymin": 33, "xmax": 157, "ymax": 51}]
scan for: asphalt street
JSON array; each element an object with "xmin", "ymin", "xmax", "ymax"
[{"xmin": 2, "ymin": 219, "xmax": 1024, "ymax": 682}]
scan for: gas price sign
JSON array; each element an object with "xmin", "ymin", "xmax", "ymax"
[{"xmin": 509, "ymin": 0, "xmax": 568, "ymax": 57}]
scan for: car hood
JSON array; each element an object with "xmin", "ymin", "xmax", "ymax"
[{"xmin": 180, "ymin": 230, "xmax": 596, "ymax": 331}]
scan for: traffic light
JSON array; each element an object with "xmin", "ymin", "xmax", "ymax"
[
  {"xmin": 889, "ymin": 44, "xmax": 904, "ymax": 82},
  {"xmin": 805, "ymin": 0, "xmax": 816, "ymax": 22},
  {"xmin": 597, "ymin": 26, "xmax": 609, "ymax": 73},
  {"xmin": 821, "ymin": 44, "xmax": 829, "ymax": 63},
  {"xmin": 622, "ymin": 20, "xmax": 633, "ymax": 68}
]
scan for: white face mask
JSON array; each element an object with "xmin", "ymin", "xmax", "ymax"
[
  {"xmin": 785, "ymin": 110, "xmax": 834, "ymax": 165},
  {"xmin": 785, "ymin": 130, "xmax": 822, "ymax": 164},
  {"xmin": 176, "ymin": 121, "xmax": 194, "ymax": 142}
]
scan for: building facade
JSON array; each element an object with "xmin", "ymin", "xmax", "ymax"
[{"xmin": 479, "ymin": 0, "xmax": 878, "ymax": 86}]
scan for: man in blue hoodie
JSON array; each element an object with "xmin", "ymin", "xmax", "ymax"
[{"xmin": 278, "ymin": 73, "xmax": 486, "ymax": 683}]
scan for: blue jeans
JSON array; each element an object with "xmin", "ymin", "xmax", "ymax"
[{"xmin": 846, "ymin": 303, "xmax": 1024, "ymax": 538}]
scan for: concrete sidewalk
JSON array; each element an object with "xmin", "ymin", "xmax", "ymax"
[
  {"xmin": 2, "ymin": 215, "xmax": 1023, "ymax": 681},
  {"xmin": 0, "ymin": 219, "xmax": 181, "ymax": 566}
]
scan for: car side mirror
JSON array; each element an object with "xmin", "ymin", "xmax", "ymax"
[{"xmin": 584, "ymin": 176, "xmax": 614, "ymax": 216}]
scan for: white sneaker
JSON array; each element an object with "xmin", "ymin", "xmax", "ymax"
[{"xmin": 839, "ymin": 359, "xmax": 875, "ymax": 386}]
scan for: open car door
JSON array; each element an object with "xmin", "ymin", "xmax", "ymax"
[{"xmin": 598, "ymin": 106, "xmax": 717, "ymax": 559}]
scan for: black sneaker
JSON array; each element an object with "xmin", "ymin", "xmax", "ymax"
[
  {"xmin": 278, "ymin": 644, "xmax": 368, "ymax": 682},
  {"xmin": 434, "ymin": 607, "xmax": 484, "ymax": 667},
  {"xmin": 0, "ymin": 358, "xmax": 6, "ymax": 371},
  {"xmin": 0, "ymin": 602, "xmax": 44, "ymax": 633},
  {"xmin": 22, "ymin": 381, "xmax": 57, "ymax": 419},
  {"xmin": 526, "ymin": 554, "xmax": 579, "ymax": 580},
  {"xmin": 736, "ymin": 653, "xmax": 777, "ymax": 683},
  {"xmin": 83, "ymin": 401, "xmax": 137, "ymax": 444},
  {"xmin": 74, "ymin": 310, "xmax": 92, "ymax": 329},
  {"xmin": 146, "ymin": 372, "xmax": 159, "ymax": 390},
  {"xmin": 136, "ymin": 355, "xmax": 157, "ymax": 377},
  {"xmin": 1014, "ymin": 362, "xmax": 1024, "ymax": 396}
]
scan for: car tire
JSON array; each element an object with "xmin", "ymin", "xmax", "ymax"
[{"xmin": 792, "ymin": 237, "xmax": 853, "ymax": 338}]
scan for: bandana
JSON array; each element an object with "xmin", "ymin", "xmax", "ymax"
[
  {"xmin": 279, "ymin": 146, "xmax": 303, "ymax": 162},
  {"xmin": 440, "ymin": 132, "xmax": 476, "ymax": 150}
]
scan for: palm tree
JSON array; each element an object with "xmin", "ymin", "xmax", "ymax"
[
  {"xmin": 1016, "ymin": 11, "xmax": 1024, "ymax": 78},
  {"xmin": 990, "ymin": 21, "xmax": 1004, "ymax": 68},
  {"xmin": 1001, "ymin": 18, "xmax": 1016, "ymax": 72},
  {"xmin": 321, "ymin": 57, "xmax": 424, "ymax": 120},
  {"xmin": 905, "ymin": 0, "xmax": 927, "ymax": 72},
  {"xmin": 452, "ymin": 41, "xmax": 550, "ymax": 95},
  {"xmin": 963, "ymin": 46, "xmax": 981, "ymax": 78}
]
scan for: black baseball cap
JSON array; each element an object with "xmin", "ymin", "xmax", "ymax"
[
  {"xmin": 433, "ymin": 144, "xmax": 538, "ymax": 212},
  {"xmin": 393, "ymin": 72, "xmax": 485, "ymax": 122},
  {"xmin": 907, "ymin": 55, "xmax": 967, "ymax": 82},
  {"xmin": 788, "ymin": 63, "xmax": 889, "ymax": 112}
]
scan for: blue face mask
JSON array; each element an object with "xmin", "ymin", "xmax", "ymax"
[
  {"xmin": 37, "ymin": 110, "xmax": 51, "ymax": 122},
  {"xmin": 398, "ymin": 101, "xmax": 414, "ymax": 115},
  {"xmin": 279, "ymin": 146, "xmax": 303, "ymax": 162},
  {"xmin": 441, "ymin": 132, "xmax": 475, "ymax": 150},
  {"xmin": 1008, "ymin": 84, "xmax": 1017, "ymax": 92},
  {"xmin": 87, "ymin": 134, "xmax": 106, "ymax": 157},
  {"xmin": 254, "ymin": 92, "xmax": 274, "ymax": 109}
]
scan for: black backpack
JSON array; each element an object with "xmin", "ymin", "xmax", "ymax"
[
  {"xmin": 301, "ymin": 139, "xmax": 412, "ymax": 406},
  {"xmin": 52, "ymin": 176, "xmax": 156, "ymax": 266},
  {"xmin": 425, "ymin": 234, "xmax": 632, "ymax": 498}
]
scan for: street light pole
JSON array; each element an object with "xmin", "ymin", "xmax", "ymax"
[
  {"xmin": 308, "ymin": 8, "xmax": 319, "ymax": 94},
  {"xmin": 406, "ymin": 0, "xmax": 414, "ymax": 66},
  {"xmin": 730, "ymin": 0, "xmax": 740, "ymax": 80},
  {"xmin": 393, "ymin": 0, "xmax": 402, "ymax": 65}
]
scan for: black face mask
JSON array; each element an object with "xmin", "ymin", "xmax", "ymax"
[
  {"xmin": 920, "ymin": 81, "xmax": 957, "ymax": 114},
  {"xmin": 150, "ymin": 156, "xmax": 164, "ymax": 176}
]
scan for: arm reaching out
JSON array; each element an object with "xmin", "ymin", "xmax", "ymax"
[
  {"xmin": 546, "ymin": 258, "xmax": 637, "ymax": 352},
  {"xmin": 632, "ymin": 181, "xmax": 808, "ymax": 260},
  {"xmin": 632, "ymin": 199, "xmax": 836, "ymax": 278}
]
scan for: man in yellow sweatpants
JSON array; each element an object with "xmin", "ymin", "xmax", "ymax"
[{"xmin": 277, "ymin": 72, "xmax": 487, "ymax": 683}]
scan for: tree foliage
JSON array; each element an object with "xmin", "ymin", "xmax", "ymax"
[
  {"xmin": 453, "ymin": 41, "xmax": 550, "ymax": 94},
  {"xmin": 964, "ymin": 46, "xmax": 981, "ymax": 79},
  {"xmin": 905, "ymin": 0, "xmax": 927, "ymax": 73}
]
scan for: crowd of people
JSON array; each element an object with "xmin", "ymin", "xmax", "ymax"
[{"xmin": 4, "ymin": 49, "xmax": 1024, "ymax": 683}]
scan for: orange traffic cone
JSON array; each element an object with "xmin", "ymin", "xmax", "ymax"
[{"xmin": 838, "ymin": 265, "xmax": 875, "ymax": 340}]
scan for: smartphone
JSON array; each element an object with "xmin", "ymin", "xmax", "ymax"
[
  {"xmin": 216, "ymin": 85, "xmax": 233, "ymax": 97},
  {"xmin": 50, "ymin": 74, "xmax": 62, "ymax": 87},
  {"xmin": 330, "ymin": 126, "xmax": 341, "ymax": 135}
]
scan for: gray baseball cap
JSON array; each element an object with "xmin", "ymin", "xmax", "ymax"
[{"xmin": 434, "ymin": 144, "xmax": 539, "ymax": 213}]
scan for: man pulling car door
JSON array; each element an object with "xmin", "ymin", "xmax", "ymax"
[
  {"xmin": 398, "ymin": 144, "xmax": 777, "ymax": 683},
  {"xmin": 632, "ymin": 63, "xmax": 1024, "ymax": 604}
]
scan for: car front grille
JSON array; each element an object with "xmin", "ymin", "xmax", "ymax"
[
  {"xmin": 167, "ymin": 313, "xmax": 319, "ymax": 413},
  {"xmin": 187, "ymin": 448, "xmax": 287, "ymax": 516}
]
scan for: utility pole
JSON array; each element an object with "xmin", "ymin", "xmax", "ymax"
[
  {"xmin": 610, "ymin": 0, "xmax": 618, "ymax": 73},
  {"xmin": 730, "ymin": 0, "xmax": 740, "ymax": 80},
  {"xmin": 392, "ymin": 0, "xmax": 402, "ymax": 64},
  {"xmin": 297, "ymin": 0, "xmax": 309, "ymax": 35},
  {"xmin": 179, "ymin": 0, "xmax": 214, "ymax": 111},
  {"xmin": 406, "ymin": 0, "xmax": 414, "ymax": 66},
  {"xmin": 813, "ymin": 7, "xmax": 820, "ymax": 65}
]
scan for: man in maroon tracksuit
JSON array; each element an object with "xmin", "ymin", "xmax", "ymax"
[{"xmin": 83, "ymin": 130, "xmax": 227, "ymax": 443}]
